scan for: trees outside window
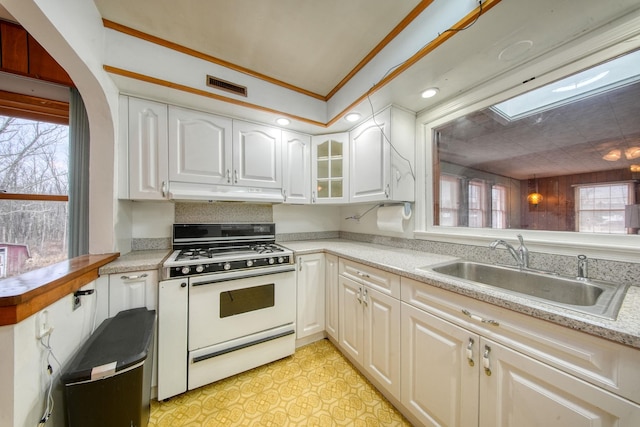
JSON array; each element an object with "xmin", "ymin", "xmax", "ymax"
[{"xmin": 0, "ymin": 115, "xmax": 69, "ymax": 277}]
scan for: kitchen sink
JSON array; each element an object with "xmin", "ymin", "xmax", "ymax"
[{"xmin": 417, "ymin": 260, "xmax": 629, "ymax": 320}]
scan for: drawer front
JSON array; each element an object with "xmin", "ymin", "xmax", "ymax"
[
  {"xmin": 401, "ymin": 277, "xmax": 640, "ymax": 404},
  {"xmin": 339, "ymin": 258, "xmax": 400, "ymax": 298}
]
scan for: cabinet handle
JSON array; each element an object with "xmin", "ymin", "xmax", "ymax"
[
  {"xmin": 226, "ymin": 169, "xmax": 231, "ymax": 183},
  {"xmin": 483, "ymin": 345, "xmax": 492, "ymax": 376},
  {"xmin": 120, "ymin": 273, "xmax": 148, "ymax": 280},
  {"xmin": 357, "ymin": 287, "xmax": 362, "ymax": 304},
  {"xmin": 161, "ymin": 181, "xmax": 167, "ymax": 198},
  {"xmin": 466, "ymin": 338, "xmax": 475, "ymax": 367},
  {"xmin": 356, "ymin": 271, "xmax": 370, "ymax": 279},
  {"xmin": 461, "ymin": 309, "xmax": 500, "ymax": 327},
  {"xmin": 312, "ymin": 190, "xmax": 316, "ymax": 203},
  {"xmin": 234, "ymin": 169, "xmax": 238, "ymax": 183},
  {"xmin": 385, "ymin": 184, "xmax": 390, "ymax": 198},
  {"xmin": 283, "ymin": 189, "xmax": 287, "ymax": 202},
  {"xmin": 298, "ymin": 257, "xmax": 302, "ymax": 271},
  {"xmin": 362, "ymin": 288, "xmax": 368, "ymax": 306}
]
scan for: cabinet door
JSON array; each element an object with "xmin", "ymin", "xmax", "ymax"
[
  {"xmin": 296, "ymin": 253, "xmax": 325, "ymax": 339},
  {"xmin": 349, "ymin": 110, "xmax": 390, "ymax": 203},
  {"xmin": 363, "ymin": 286, "xmax": 400, "ymax": 399},
  {"xmin": 109, "ymin": 270, "xmax": 158, "ymax": 316},
  {"xmin": 168, "ymin": 106, "xmax": 232, "ymax": 185},
  {"xmin": 157, "ymin": 278, "xmax": 188, "ymax": 400},
  {"xmin": 128, "ymin": 97, "xmax": 168, "ymax": 199},
  {"xmin": 338, "ymin": 275, "xmax": 364, "ymax": 364},
  {"xmin": 233, "ymin": 120, "xmax": 282, "ymax": 188},
  {"xmin": 479, "ymin": 338, "xmax": 640, "ymax": 427},
  {"xmin": 325, "ymin": 254, "xmax": 339, "ymax": 341},
  {"xmin": 282, "ymin": 130, "xmax": 311, "ymax": 203},
  {"xmin": 401, "ymin": 302, "xmax": 480, "ymax": 427},
  {"xmin": 311, "ymin": 133, "xmax": 349, "ymax": 204}
]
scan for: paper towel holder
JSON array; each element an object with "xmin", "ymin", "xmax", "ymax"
[{"xmin": 345, "ymin": 202, "xmax": 412, "ymax": 221}]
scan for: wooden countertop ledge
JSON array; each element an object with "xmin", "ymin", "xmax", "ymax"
[{"xmin": 0, "ymin": 253, "xmax": 119, "ymax": 326}]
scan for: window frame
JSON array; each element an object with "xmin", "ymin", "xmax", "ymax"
[
  {"xmin": 574, "ymin": 182, "xmax": 635, "ymax": 233},
  {"xmin": 414, "ymin": 30, "xmax": 640, "ymax": 262},
  {"xmin": 0, "ymin": 91, "xmax": 69, "ymax": 204}
]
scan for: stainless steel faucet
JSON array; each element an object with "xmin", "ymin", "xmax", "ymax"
[
  {"xmin": 489, "ymin": 234, "xmax": 529, "ymax": 269},
  {"xmin": 577, "ymin": 254, "xmax": 588, "ymax": 280}
]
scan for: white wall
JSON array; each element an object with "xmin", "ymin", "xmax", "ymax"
[
  {"xmin": 2, "ymin": 281, "xmax": 104, "ymax": 427},
  {"xmin": 273, "ymin": 205, "xmax": 341, "ymax": 234}
]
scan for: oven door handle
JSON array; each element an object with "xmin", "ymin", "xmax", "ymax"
[
  {"xmin": 192, "ymin": 329, "xmax": 295, "ymax": 363},
  {"xmin": 190, "ymin": 264, "xmax": 295, "ymax": 286}
]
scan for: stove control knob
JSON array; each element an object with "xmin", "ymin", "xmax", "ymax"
[
  {"xmin": 268, "ymin": 258, "xmax": 275, "ymax": 265},
  {"xmin": 246, "ymin": 260, "xmax": 254, "ymax": 267},
  {"xmin": 181, "ymin": 266, "xmax": 191, "ymax": 275},
  {"xmin": 195, "ymin": 265, "xmax": 204, "ymax": 273},
  {"xmin": 223, "ymin": 262, "xmax": 231, "ymax": 271},
  {"xmin": 277, "ymin": 257, "xmax": 284, "ymax": 264}
]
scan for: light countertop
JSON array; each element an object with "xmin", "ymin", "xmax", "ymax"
[
  {"xmin": 282, "ymin": 239, "xmax": 640, "ymax": 349},
  {"xmin": 98, "ymin": 241, "xmax": 640, "ymax": 349}
]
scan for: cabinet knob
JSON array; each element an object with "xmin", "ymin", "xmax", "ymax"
[{"xmin": 180, "ymin": 282, "xmax": 187, "ymax": 288}]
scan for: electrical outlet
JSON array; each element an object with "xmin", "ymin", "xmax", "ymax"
[
  {"xmin": 36, "ymin": 310, "xmax": 52, "ymax": 338},
  {"xmin": 72, "ymin": 294, "xmax": 81, "ymax": 311}
]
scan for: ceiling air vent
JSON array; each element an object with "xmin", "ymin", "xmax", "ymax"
[{"xmin": 206, "ymin": 75, "xmax": 248, "ymax": 97}]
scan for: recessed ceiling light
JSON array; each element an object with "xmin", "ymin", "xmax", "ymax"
[
  {"xmin": 276, "ymin": 118, "xmax": 290, "ymax": 126},
  {"xmin": 421, "ymin": 88, "xmax": 439, "ymax": 98},
  {"xmin": 345, "ymin": 112, "xmax": 361, "ymax": 122}
]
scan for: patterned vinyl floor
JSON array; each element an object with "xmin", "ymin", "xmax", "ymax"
[{"xmin": 149, "ymin": 339, "xmax": 412, "ymax": 426}]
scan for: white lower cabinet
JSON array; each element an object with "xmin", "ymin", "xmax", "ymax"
[
  {"xmin": 401, "ymin": 277, "xmax": 640, "ymax": 427},
  {"xmin": 480, "ymin": 338, "xmax": 640, "ymax": 427},
  {"xmin": 325, "ymin": 254, "xmax": 339, "ymax": 341},
  {"xmin": 401, "ymin": 302, "xmax": 479, "ymax": 426},
  {"xmin": 108, "ymin": 270, "xmax": 158, "ymax": 316},
  {"xmin": 296, "ymin": 253, "xmax": 325, "ymax": 340},
  {"xmin": 338, "ymin": 261, "xmax": 400, "ymax": 400}
]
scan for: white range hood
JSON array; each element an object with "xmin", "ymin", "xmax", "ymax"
[{"xmin": 168, "ymin": 181, "xmax": 285, "ymax": 203}]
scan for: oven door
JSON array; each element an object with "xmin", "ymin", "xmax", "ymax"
[{"xmin": 188, "ymin": 268, "xmax": 296, "ymax": 351}]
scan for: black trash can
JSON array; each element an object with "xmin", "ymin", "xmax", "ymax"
[{"xmin": 62, "ymin": 307, "xmax": 156, "ymax": 427}]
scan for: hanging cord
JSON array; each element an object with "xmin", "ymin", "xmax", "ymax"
[
  {"xmin": 345, "ymin": 203, "xmax": 384, "ymax": 221},
  {"xmin": 373, "ymin": 1, "xmax": 484, "ymax": 85},
  {"xmin": 366, "ymin": 95, "xmax": 416, "ymax": 180},
  {"xmin": 38, "ymin": 334, "xmax": 61, "ymax": 426},
  {"xmin": 362, "ymin": 1, "xmax": 485, "ymax": 183}
]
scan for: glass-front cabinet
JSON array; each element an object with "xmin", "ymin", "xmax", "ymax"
[{"xmin": 311, "ymin": 133, "xmax": 349, "ymax": 204}]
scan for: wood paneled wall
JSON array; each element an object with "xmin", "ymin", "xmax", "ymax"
[
  {"xmin": 520, "ymin": 169, "xmax": 639, "ymax": 231},
  {"xmin": 0, "ymin": 20, "xmax": 73, "ymax": 87}
]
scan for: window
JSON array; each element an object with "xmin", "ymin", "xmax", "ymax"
[
  {"xmin": 575, "ymin": 183, "xmax": 634, "ymax": 233},
  {"xmin": 439, "ymin": 174, "xmax": 459, "ymax": 226},
  {"xmin": 491, "ymin": 185, "xmax": 507, "ymax": 229},
  {"xmin": 0, "ymin": 115, "xmax": 69, "ymax": 277},
  {"xmin": 468, "ymin": 180, "xmax": 486, "ymax": 227}
]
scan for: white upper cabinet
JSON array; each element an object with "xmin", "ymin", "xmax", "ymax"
[
  {"xmin": 168, "ymin": 106, "xmax": 232, "ymax": 185},
  {"xmin": 232, "ymin": 120, "xmax": 282, "ymax": 189},
  {"xmin": 311, "ymin": 133, "xmax": 349, "ymax": 204},
  {"xmin": 282, "ymin": 130, "xmax": 311, "ymax": 203},
  {"xmin": 349, "ymin": 106, "xmax": 415, "ymax": 203},
  {"xmin": 125, "ymin": 96, "xmax": 169, "ymax": 200}
]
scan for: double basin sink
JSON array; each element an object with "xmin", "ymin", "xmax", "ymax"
[{"xmin": 418, "ymin": 260, "xmax": 629, "ymax": 320}]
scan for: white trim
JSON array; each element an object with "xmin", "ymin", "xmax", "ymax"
[{"xmin": 414, "ymin": 11, "xmax": 640, "ymax": 261}]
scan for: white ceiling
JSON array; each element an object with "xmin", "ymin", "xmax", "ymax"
[{"xmin": 93, "ymin": 0, "xmax": 421, "ymax": 97}]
